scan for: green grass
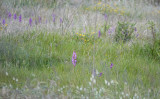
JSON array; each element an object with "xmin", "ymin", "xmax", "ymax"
[{"xmin": 0, "ymin": 29, "xmax": 159, "ymax": 98}]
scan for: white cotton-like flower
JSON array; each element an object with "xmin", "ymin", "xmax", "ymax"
[
  {"xmin": 90, "ymin": 77, "xmax": 93, "ymax": 82},
  {"xmin": 124, "ymin": 82, "xmax": 127, "ymax": 85},
  {"xmin": 9, "ymin": 84, "xmax": 12, "ymax": 88},
  {"xmin": 13, "ymin": 77, "xmax": 15, "ymax": 81},
  {"xmin": 105, "ymin": 80, "xmax": 108, "ymax": 85},
  {"xmin": 89, "ymin": 82, "xmax": 92, "ymax": 86},
  {"xmin": 134, "ymin": 93, "xmax": 137, "ymax": 96},
  {"xmin": 6, "ymin": 72, "xmax": 8, "ymax": 76},
  {"xmin": 111, "ymin": 80, "xmax": 114, "ymax": 84},
  {"xmin": 126, "ymin": 94, "xmax": 129, "ymax": 97},
  {"xmin": 16, "ymin": 79, "xmax": 18, "ymax": 82},
  {"xmin": 121, "ymin": 92, "xmax": 124, "ymax": 95},
  {"xmin": 80, "ymin": 87, "xmax": 82, "ymax": 91},
  {"xmin": 32, "ymin": 74, "xmax": 35, "ymax": 77},
  {"xmin": 93, "ymin": 79, "xmax": 96, "ymax": 84},
  {"xmin": 148, "ymin": 89, "xmax": 151, "ymax": 93},
  {"xmin": 91, "ymin": 74, "xmax": 94, "ymax": 79},
  {"xmin": 96, "ymin": 70, "xmax": 99, "ymax": 75},
  {"xmin": 108, "ymin": 82, "xmax": 110, "ymax": 86}
]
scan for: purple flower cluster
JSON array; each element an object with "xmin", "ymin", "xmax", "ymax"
[
  {"xmin": 110, "ymin": 63, "xmax": 113, "ymax": 69},
  {"xmin": 98, "ymin": 30, "xmax": 101, "ymax": 38},
  {"xmin": 2, "ymin": 19, "xmax": 5, "ymax": 25},
  {"xmin": 52, "ymin": 14, "xmax": 55, "ymax": 23},
  {"xmin": 29, "ymin": 18, "xmax": 32, "ymax": 26},
  {"xmin": 8, "ymin": 12, "xmax": 12, "ymax": 19},
  {"xmin": 108, "ymin": 26, "xmax": 115, "ymax": 34},
  {"xmin": 72, "ymin": 51, "xmax": 77, "ymax": 67},
  {"xmin": 19, "ymin": 15, "xmax": 22, "ymax": 22},
  {"xmin": 14, "ymin": 14, "xmax": 17, "ymax": 20},
  {"xmin": 104, "ymin": 13, "xmax": 107, "ymax": 21}
]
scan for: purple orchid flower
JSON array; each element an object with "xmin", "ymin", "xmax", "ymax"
[
  {"xmin": 110, "ymin": 63, "xmax": 113, "ymax": 69},
  {"xmin": 104, "ymin": 13, "xmax": 107, "ymax": 21},
  {"xmin": 8, "ymin": 12, "xmax": 12, "ymax": 19},
  {"xmin": 72, "ymin": 51, "xmax": 77, "ymax": 67},
  {"xmin": 2, "ymin": 19, "xmax": 5, "ymax": 25},
  {"xmin": 19, "ymin": 14, "xmax": 22, "ymax": 22},
  {"xmin": 99, "ymin": 72, "xmax": 103, "ymax": 77},
  {"xmin": 14, "ymin": 14, "xmax": 17, "ymax": 20},
  {"xmin": 98, "ymin": 30, "xmax": 101, "ymax": 38},
  {"xmin": 29, "ymin": 18, "xmax": 32, "ymax": 26}
]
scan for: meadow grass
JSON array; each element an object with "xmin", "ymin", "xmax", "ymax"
[{"xmin": 0, "ymin": 0, "xmax": 160, "ymax": 98}]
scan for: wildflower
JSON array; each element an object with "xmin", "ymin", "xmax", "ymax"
[
  {"xmin": 8, "ymin": 12, "xmax": 12, "ymax": 19},
  {"xmin": 98, "ymin": 30, "xmax": 101, "ymax": 38},
  {"xmin": 29, "ymin": 18, "xmax": 32, "ymax": 26},
  {"xmin": 16, "ymin": 78, "xmax": 18, "ymax": 82},
  {"xmin": 110, "ymin": 63, "xmax": 113, "ymax": 69},
  {"xmin": 92, "ymin": 68, "xmax": 96, "ymax": 77},
  {"xmin": 111, "ymin": 80, "xmax": 114, "ymax": 84},
  {"xmin": 52, "ymin": 14, "xmax": 55, "ymax": 22},
  {"xmin": 39, "ymin": 16, "xmax": 41, "ymax": 23},
  {"xmin": 5, "ymin": 72, "xmax": 8, "ymax": 76},
  {"xmin": 135, "ymin": 27, "xmax": 137, "ymax": 32},
  {"xmin": 89, "ymin": 82, "xmax": 91, "ymax": 86},
  {"xmin": 2, "ymin": 19, "xmax": 5, "ymax": 25},
  {"xmin": 14, "ymin": 14, "xmax": 17, "ymax": 20},
  {"xmin": 97, "ymin": 2, "xmax": 102, "ymax": 5},
  {"xmin": 13, "ymin": 77, "xmax": 15, "ymax": 81},
  {"xmin": 108, "ymin": 26, "xmax": 116, "ymax": 34},
  {"xmin": 108, "ymin": 82, "xmax": 110, "ymax": 86},
  {"xmin": 104, "ymin": 13, "xmax": 107, "ymax": 21},
  {"xmin": 19, "ymin": 14, "xmax": 22, "ymax": 22},
  {"xmin": 93, "ymin": 79, "xmax": 96, "ymax": 84},
  {"xmin": 105, "ymin": 80, "xmax": 108, "ymax": 84},
  {"xmin": 99, "ymin": 72, "xmax": 102, "ymax": 77},
  {"xmin": 136, "ymin": 34, "xmax": 139, "ymax": 38},
  {"xmin": 45, "ymin": 20, "xmax": 48, "ymax": 24},
  {"xmin": 72, "ymin": 51, "xmax": 77, "ymax": 67}
]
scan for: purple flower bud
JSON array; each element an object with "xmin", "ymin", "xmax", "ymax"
[
  {"xmin": 110, "ymin": 63, "xmax": 113, "ymax": 69},
  {"xmin": 19, "ymin": 14, "xmax": 22, "ymax": 22},
  {"xmin": 99, "ymin": 72, "xmax": 103, "ymax": 77},
  {"xmin": 52, "ymin": 14, "xmax": 55, "ymax": 22},
  {"xmin": 135, "ymin": 27, "xmax": 137, "ymax": 32},
  {"xmin": 136, "ymin": 34, "xmax": 139, "ymax": 38},
  {"xmin": 39, "ymin": 16, "xmax": 41, "ymax": 23},
  {"xmin": 84, "ymin": 27, "xmax": 86, "ymax": 33},
  {"xmin": 98, "ymin": 30, "xmax": 101, "ymax": 38},
  {"xmin": 14, "ymin": 14, "xmax": 17, "ymax": 20},
  {"xmin": 104, "ymin": 13, "xmax": 107, "ymax": 21},
  {"xmin": 2, "ymin": 19, "xmax": 5, "ymax": 25},
  {"xmin": 46, "ymin": 20, "xmax": 48, "ymax": 24},
  {"xmin": 72, "ymin": 51, "xmax": 77, "ymax": 67},
  {"xmin": 8, "ymin": 12, "xmax": 12, "ymax": 19},
  {"xmin": 29, "ymin": 18, "xmax": 32, "ymax": 26}
]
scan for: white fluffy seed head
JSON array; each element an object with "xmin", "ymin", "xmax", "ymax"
[{"xmin": 6, "ymin": 72, "xmax": 8, "ymax": 76}]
